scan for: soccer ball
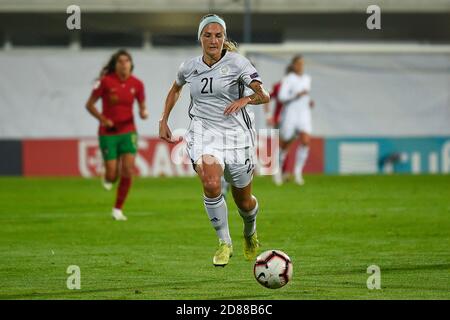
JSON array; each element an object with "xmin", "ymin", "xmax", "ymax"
[{"xmin": 253, "ymin": 250, "xmax": 293, "ymax": 289}]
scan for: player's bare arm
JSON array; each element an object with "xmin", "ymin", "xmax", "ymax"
[
  {"xmin": 247, "ymin": 81, "xmax": 270, "ymax": 105},
  {"xmin": 159, "ymin": 81, "xmax": 183, "ymax": 143},
  {"xmin": 138, "ymin": 101, "xmax": 149, "ymax": 119},
  {"xmin": 85, "ymin": 95, "xmax": 113, "ymax": 127},
  {"xmin": 224, "ymin": 81, "xmax": 270, "ymax": 115},
  {"xmin": 281, "ymin": 89, "xmax": 309, "ymax": 105},
  {"xmin": 297, "ymin": 90, "xmax": 309, "ymax": 98}
]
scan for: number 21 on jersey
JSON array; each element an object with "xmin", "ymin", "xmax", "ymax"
[{"xmin": 201, "ymin": 77, "xmax": 213, "ymax": 94}]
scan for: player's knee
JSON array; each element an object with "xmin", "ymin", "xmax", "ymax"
[
  {"xmin": 236, "ymin": 197, "xmax": 255, "ymax": 212},
  {"xmin": 121, "ymin": 165, "xmax": 134, "ymax": 178},
  {"xmin": 122, "ymin": 170, "xmax": 133, "ymax": 178},
  {"xmin": 105, "ymin": 171, "xmax": 118, "ymax": 183},
  {"xmin": 279, "ymin": 140, "xmax": 288, "ymax": 150},
  {"xmin": 202, "ymin": 177, "xmax": 222, "ymax": 197},
  {"xmin": 300, "ymin": 133, "xmax": 310, "ymax": 146}
]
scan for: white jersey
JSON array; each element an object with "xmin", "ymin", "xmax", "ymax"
[
  {"xmin": 278, "ymin": 72, "xmax": 311, "ymax": 113},
  {"xmin": 176, "ymin": 51, "xmax": 262, "ymax": 148},
  {"xmin": 278, "ymin": 72, "xmax": 313, "ymax": 139}
]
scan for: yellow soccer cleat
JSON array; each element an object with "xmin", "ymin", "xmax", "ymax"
[
  {"xmin": 243, "ymin": 232, "xmax": 260, "ymax": 261},
  {"xmin": 213, "ymin": 240, "xmax": 233, "ymax": 267}
]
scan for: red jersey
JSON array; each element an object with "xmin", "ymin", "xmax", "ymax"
[
  {"xmin": 91, "ymin": 73, "xmax": 145, "ymax": 135},
  {"xmin": 270, "ymin": 82, "xmax": 284, "ymax": 125}
]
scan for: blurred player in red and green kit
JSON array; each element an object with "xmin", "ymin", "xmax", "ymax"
[{"xmin": 86, "ymin": 49, "xmax": 148, "ymax": 221}]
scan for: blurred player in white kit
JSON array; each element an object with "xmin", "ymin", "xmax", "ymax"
[{"xmin": 274, "ymin": 55, "xmax": 315, "ymax": 186}]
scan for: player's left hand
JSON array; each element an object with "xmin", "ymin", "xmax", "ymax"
[
  {"xmin": 140, "ymin": 108, "xmax": 149, "ymax": 119},
  {"xmin": 224, "ymin": 97, "xmax": 250, "ymax": 116}
]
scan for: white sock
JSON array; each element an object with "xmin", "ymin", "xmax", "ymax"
[
  {"xmin": 204, "ymin": 194, "xmax": 232, "ymax": 245},
  {"xmin": 294, "ymin": 145, "xmax": 309, "ymax": 176},
  {"xmin": 238, "ymin": 196, "xmax": 258, "ymax": 237},
  {"xmin": 278, "ymin": 149, "xmax": 287, "ymax": 175}
]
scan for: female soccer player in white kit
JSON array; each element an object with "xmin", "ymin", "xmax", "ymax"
[
  {"xmin": 159, "ymin": 14, "xmax": 270, "ymax": 267},
  {"xmin": 274, "ymin": 55, "xmax": 315, "ymax": 186}
]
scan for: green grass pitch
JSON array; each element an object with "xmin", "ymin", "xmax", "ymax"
[{"xmin": 0, "ymin": 175, "xmax": 449, "ymax": 300}]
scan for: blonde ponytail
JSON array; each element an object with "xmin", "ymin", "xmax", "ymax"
[{"xmin": 223, "ymin": 39, "xmax": 238, "ymax": 52}]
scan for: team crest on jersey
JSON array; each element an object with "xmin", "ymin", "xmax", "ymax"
[
  {"xmin": 130, "ymin": 87, "xmax": 136, "ymax": 95},
  {"xmin": 220, "ymin": 66, "xmax": 229, "ymax": 75}
]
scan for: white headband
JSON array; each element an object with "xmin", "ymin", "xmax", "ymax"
[{"xmin": 197, "ymin": 15, "xmax": 227, "ymax": 40}]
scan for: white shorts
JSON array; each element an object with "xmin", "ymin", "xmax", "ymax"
[
  {"xmin": 185, "ymin": 121, "xmax": 256, "ymax": 188},
  {"xmin": 280, "ymin": 106, "xmax": 312, "ymax": 141}
]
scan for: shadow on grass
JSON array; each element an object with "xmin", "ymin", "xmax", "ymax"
[
  {"xmin": 209, "ymin": 294, "xmax": 271, "ymax": 300},
  {"xmin": 0, "ymin": 279, "xmax": 255, "ymax": 300},
  {"xmin": 306, "ymin": 263, "xmax": 450, "ymax": 276}
]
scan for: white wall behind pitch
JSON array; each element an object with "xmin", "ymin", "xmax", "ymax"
[
  {"xmin": 0, "ymin": 49, "xmax": 198, "ymax": 138},
  {"xmin": 0, "ymin": 48, "xmax": 449, "ymax": 138}
]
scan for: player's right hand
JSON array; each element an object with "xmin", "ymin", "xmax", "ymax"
[
  {"xmin": 159, "ymin": 119, "xmax": 180, "ymax": 144},
  {"xmin": 101, "ymin": 118, "xmax": 114, "ymax": 128},
  {"xmin": 139, "ymin": 108, "xmax": 149, "ymax": 120}
]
